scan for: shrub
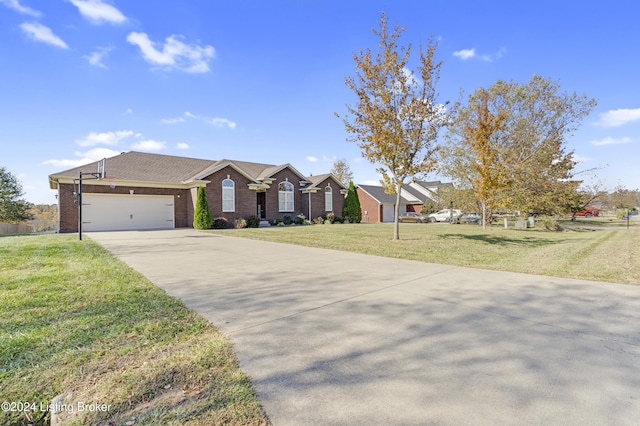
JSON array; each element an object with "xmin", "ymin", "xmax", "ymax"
[
  {"xmin": 234, "ymin": 218, "xmax": 247, "ymax": 229},
  {"xmin": 212, "ymin": 217, "xmax": 228, "ymax": 229},
  {"xmin": 342, "ymin": 181, "xmax": 362, "ymax": 223},
  {"xmin": 276, "ymin": 222, "xmax": 285, "ymax": 227},
  {"xmin": 541, "ymin": 218, "xmax": 563, "ymax": 231},
  {"xmin": 294, "ymin": 213, "xmax": 306, "ymax": 225},
  {"xmin": 246, "ymin": 215, "xmax": 261, "ymax": 228},
  {"xmin": 313, "ymin": 216, "xmax": 324, "ymax": 225},
  {"xmin": 193, "ymin": 187, "xmax": 213, "ymax": 229},
  {"xmin": 283, "ymin": 215, "xmax": 293, "ymax": 225},
  {"xmin": 333, "ymin": 215, "xmax": 344, "ymax": 224},
  {"xmin": 303, "ymin": 219, "xmax": 313, "ymax": 225},
  {"xmin": 325, "ymin": 212, "xmax": 335, "ymax": 224},
  {"xmin": 274, "ymin": 218, "xmax": 283, "ymax": 226}
]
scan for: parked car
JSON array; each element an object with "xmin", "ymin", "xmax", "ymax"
[
  {"xmin": 454, "ymin": 212, "xmax": 481, "ymax": 224},
  {"xmin": 398, "ymin": 212, "xmax": 433, "ymax": 223},
  {"xmin": 574, "ymin": 207, "xmax": 599, "ymax": 218},
  {"xmin": 428, "ymin": 209, "xmax": 462, "ymax": 223}
]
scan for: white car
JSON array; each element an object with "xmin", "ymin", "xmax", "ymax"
[{"xmin": 428, "ymin": 209, "xmax": 462, "ymax": 222}]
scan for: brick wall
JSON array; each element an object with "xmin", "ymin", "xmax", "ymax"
[
  {"xmin": 307, "ymin": 177, "xmax": 345, "ymax": 220},
  {"xmin": 202, "ymin": 166, "xmax": 257, "ymax": 224},
  {"xmin": 357, "ymin": 187, "xmax": 381, "ymax": 223}
]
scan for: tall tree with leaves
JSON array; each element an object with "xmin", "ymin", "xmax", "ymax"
[
  {"xmin": 340, "ymin": 12, "xmax": 453, "ymax": 239},
  {"xmin": 460, "ymin": 89, "xmax": 507, "ymax": 228},
  {"xmin": 442, "ymin": 75, "xmax": 596, "ymax": 217},
  {"xmin": 342, "ymin": 181, "xmax": 362, "ymax": 223},
  {"xmin": 330, "ymin": 158, "xmax": 354, "ymax": 187},
  {"xmin": 193, "ymin": 186, "xmax": 213, "ymax": 229},
  {"xmin": 0, "ymin": 166, "xmax": 32, "ymax": 224}
]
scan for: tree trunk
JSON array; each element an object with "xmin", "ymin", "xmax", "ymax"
[
  {"xmin": 481, "ymin": 201, "xmax": 487, "ymax": 230},
  {"xmin": 393, "ymin": 183, "xmax": 402, "ymax": 240}
]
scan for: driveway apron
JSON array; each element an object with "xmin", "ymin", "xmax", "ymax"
[{"xmin": 88, "ymin": 229, "xmax": 640, "ymax": 425}]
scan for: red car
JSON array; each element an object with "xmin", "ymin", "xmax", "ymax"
[{"xmin": 574, "ymin": 208, "xmax": 599, "ymax": 218}]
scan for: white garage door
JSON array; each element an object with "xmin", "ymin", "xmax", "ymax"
[
  {"xmin": 82, "ymin": 194, "xmax": 175, "ymax": 231},
  {"xmin": 382, "ymin": 204, "xmax": 395, "ymax": 222}
]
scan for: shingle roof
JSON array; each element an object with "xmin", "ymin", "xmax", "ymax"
[
  {"xmin": 357, "ymin": 184, "xmax": 403, "ymax": 204},
  {"xmin": 49, "ymin": 151, "xmax": 342, "ymax": 190},
  {"xmin": 49, "ymin": 151, "xmax": 216, "ymax": 185}
]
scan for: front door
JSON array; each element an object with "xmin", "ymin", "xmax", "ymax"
[{"xmin": 257, "ymin": 192, "xmax": 266, "ymax": 219}]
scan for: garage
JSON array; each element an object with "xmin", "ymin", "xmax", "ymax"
[{"xmin": 82, "ymin": 194, "xmax": 175, "ymax": 231}]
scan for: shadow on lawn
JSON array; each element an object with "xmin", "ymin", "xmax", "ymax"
[{"xmin": 437, "ymin": 233, "xmax": 562, "ymax": 247}]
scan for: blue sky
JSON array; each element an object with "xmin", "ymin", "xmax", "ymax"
[{"xmin": 1, "ymin": 0, "xmax": 638, "ymax": 204}]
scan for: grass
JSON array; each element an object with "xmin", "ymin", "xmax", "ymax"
[
  {"xmin": 0, "ymin": 234, "xmax": 269, "ymax": 426},
  {"xmin": 209, "ymin": 222, "xmax": 640, "ymax": 285}
]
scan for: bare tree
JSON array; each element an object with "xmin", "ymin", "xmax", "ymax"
[{"xmin": 330, "ymin": 158, "xmax": 354, "ymax": 187}]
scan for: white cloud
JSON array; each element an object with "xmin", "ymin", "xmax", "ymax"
[
  {"xmin": 162, "ymin": 116, "xmax": 185, "ymax": 124},
  {"xmin": 130, "ymin": 139, "xmax": 166, "ymax": 151},
  {"xmin": 209, "ymin": 117, "xmax": 236, "ymax": 128},
  {"xmin": 182, "ymin": 111, "xmax": 236, "ymax": 128},
  {"xmin": 84, "ymin": 46, "xmax": 113, "ymax": 68},
  {"xmin": 590, "ymin": 136, "xmax": 634, "ymax": 146},
  {"xmin": 453, "ymin": 48, "xmax": 475, "ymax": 60},
  {"xmin": 44, "ymin": 147, "xmax": 121, "ymax": 168},
  {"xmin": 453, "ymin": 47, "xmax": 505, "ymax": 62},
  {"xmin": 68, "ymin": 0, "xmax": 126, "ymax": 24},
  {"xmin": 306, "ymin": 156, "xmax": 318, "ymax": 162},
  {"xmin": 176, "ymin": 142, "xmax": 190, "ymax": 150},
  {"xmin": 20, "ymin": 22, "xmax": 68, "ymax": 49},
  {"xmin": 362, "ymin": 180, "xmax": 380, "ymax": 186},
  {"xmin": 596, "ymin": 108, "xmax": 640, "ymax": 127},
  {"xmin": 125, "ymin": 108, "xmax": 133, "ymax": 114},
  {"xmin": 76, "ymin": 130, "xmax": 134, "ymax": 147},
  {"xmin": 126, "ymin": 32, "xmax": 215, "ymax": 73},
  {"xmin": 0, "ymin": 0, "xmax": 40, "ymax": 16}
]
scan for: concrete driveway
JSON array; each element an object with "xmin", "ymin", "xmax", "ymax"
[{"xmin": 88, "ymin": 229, "xmax": 640, "ymax": 425}]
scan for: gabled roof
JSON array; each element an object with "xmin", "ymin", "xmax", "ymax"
[
  {"xmin": 49, "ymin": 151, "xmax": 215, "ymax": 188},
  {"xmin": 357, "ymin": 184, "xmax": 406, "ymax": 205},
  {"xmin": 305, "ymin": 173, "xmax": 347, "ymax": 190},
  {"xmin": 357, "ymin": 180, "xmax": 451, "ymax": 205}
]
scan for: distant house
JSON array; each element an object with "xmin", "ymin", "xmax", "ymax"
[
  {"xmin": 49, "ymin": 151, "xmax": 347, "ymax": 232},
  {"xmin": 357, "ymin": 180, "xmax": 448, "ymax": 223}
]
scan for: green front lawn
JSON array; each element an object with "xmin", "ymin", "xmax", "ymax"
[
  {"xmin": 210, "ymin": 223, "xmax": 640, "ymax": 285},
  {"xmin": 0, "ymin": 234, "xmax": 269, "ymax": 426}
]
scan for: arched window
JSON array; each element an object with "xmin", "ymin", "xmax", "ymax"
[
  {"xmin": 278, "ymin": 181, "xmax": 294, "ymax": 212},
  {"xmin": 222, "ymin": 178, "xmax": 235, "ymax": 212},
  {"xmin": 325, "ymin": 184, "xmax": 333, "ymax": 212}
]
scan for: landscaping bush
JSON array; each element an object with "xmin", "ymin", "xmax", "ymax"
[
  {"xmin": 294, "ymin": 213, "xmax": 306, "ymax": 225},
  {"xmin": 325, "ymin": 212, "xmax": 335, "ymax": 224},
  {"xmin": 333, "ymin": 215, "xmax": 344, "ymax": 224},
  {"xmin": 283, "ymin": 215, "xmax": 294, "ymax": 225},
  {"xmin": 313, "ymin": 216, "xmax": 325, "ymax": 225},
  {"xmin": 212, "ymin": 217, "xmax": 229, "ymax": 229},
  {"xmin": 193, "ymin": 187, "xmax": 213, "ymax": 229},
  {"xmin": 541, "ymin": 218, "xmax": 563, "ymax": 231},
  {"xmin": 234, "ymin": 218, "xmax": 247, "ymax": 229},
  {"xmin": 246, "ymin": 215, "xmax": 261, "ymax": 228},
  {"xmin": 343, "ymin": 181, "xmax": 362, "ymax": 223}
]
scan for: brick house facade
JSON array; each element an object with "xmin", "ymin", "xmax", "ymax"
[{"xmin": 49, "ymin": 151, "xmax": 347, "ymax": 232}]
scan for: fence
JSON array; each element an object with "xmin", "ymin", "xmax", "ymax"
[{"xmin": 0, "ymin": 222, "xmax": 34, "ymax": 235}]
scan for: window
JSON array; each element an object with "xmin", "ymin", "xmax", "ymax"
[
  {"xmin": 278, "ymin": 181, "xmax": 294, "ymax": 212},
  {"xmin": 325, "ymin": 185, "xmax": 333, "ymax": 212},
  {"xmin": 222, "ymin": 178, "xmax": 235, "ymax": 212}
]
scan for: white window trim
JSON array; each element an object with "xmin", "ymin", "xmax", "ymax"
[
  {"xmin": 278, "ymin": 181, "xmax": 294, "ymax": 212},
  {"xmin": 325, "ymin": 184, "xmax": 333, "ymax": 212},
  {"xmin": 222, "ymin": 178, "xmax": 235, "ymax": 212}
]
